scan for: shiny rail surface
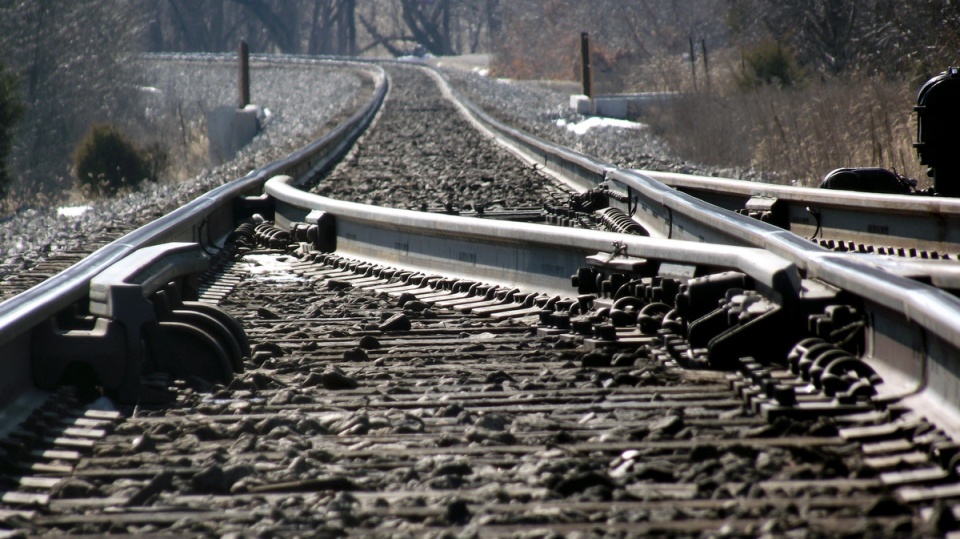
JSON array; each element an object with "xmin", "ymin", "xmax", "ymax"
[
  {"xmin": 2, "ymin": 58, "xmax": 960, "ymax": 535},
  {"xmin": 0, "ymin": 59, "xmax": 387, "ymax": 411},
  {"xmin": 2, "ymin": 57, "xmax": 960, "ymax": 438},
  {"xmin": 643, "ymin": 170, "xmax": 960, "ymax": 257}
]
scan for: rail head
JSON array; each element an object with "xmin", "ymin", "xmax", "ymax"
[
  {"xmin": 266, "ymin": 174, "xmax": 801, "ymax": 302},
  {"xmin": 643, "ymin": 170, "xmax": 960, "ymax": 216}
]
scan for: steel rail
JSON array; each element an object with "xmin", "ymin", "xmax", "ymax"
[
  {"xmin": 0, "ymin": 58, "xmax": 387, "ymax": 405},
  {"xmin": 265, "ymin": 167, "xmax": 960, "ymax": 436},
  {"xmin": 642, "ymin": 169, "xmax": 960, "ymax": 255},
  {"xmin": 437, "ymin": 68, "xmax": 960, "ymax": 288},
  {"xmin": 266, "ymin": 175, "xmax": 801, "ymax": 301},
  {"xmin": 1, "ymin": 58, "xmax": 960, "ymax": 438},
  {"xmin": 276, "ymin": 64, "xmax": 960, "ymax": 433},
  {"xmin": 436, "ymin": 67, "xmax": 852, "ymax": 274}
]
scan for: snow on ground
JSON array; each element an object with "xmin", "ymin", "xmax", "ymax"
[
  {"xmin": 555, "ymin": 116, "xmax": 647, "ymax": 136},
  {"xmin": 56, "ymin": 206, "xmax": 91, "ymax": 218}
]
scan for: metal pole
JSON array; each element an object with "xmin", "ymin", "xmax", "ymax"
[
  {"xmin": 580, "ymin": 32, "xmax": 594, "ymax": 114},
  {"xmin": 238, "ymin": 40, "xmax": 250, "ymax": 108}
]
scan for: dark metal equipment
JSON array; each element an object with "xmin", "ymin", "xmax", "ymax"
[
  {"xmin": 817, "ymin": 67, "xmax": 960, "ymax": 196},
  {"xmin": 818, "ymin": 167, "xmax": 916, "ymax": 195},
  {"xmin": 915, "ymin": 67, "xmax": 960, "ymax": 197}
]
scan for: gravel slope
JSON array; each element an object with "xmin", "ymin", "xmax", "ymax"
[
  {"xmin": 0, "ymin": 56, "xmax": 366, "ymax": 281},
  {"xmin": 441, "ymin": 67, "xmax": 767, "ymax": 181},
  {"xmin": 1, "ymin": 56, "xmax": 759, "ymax": 284}
]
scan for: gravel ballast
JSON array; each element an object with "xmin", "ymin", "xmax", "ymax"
[
  {"xmin": 312, "ymin": 64, "xmax": 557, "ymax": 211},
  {"xmin": 0, "ymin": 56, "xmax": 368, "ymax": 281},
  {"xmin": 0, "ymin": 56, "xmax": 717, "ymax": 284},
  {"xmin": 440, "ymin": 66, "xmax": 767, "ymax": 181}
]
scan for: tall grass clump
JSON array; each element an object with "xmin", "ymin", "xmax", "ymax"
[
  {"xmin": 72, "ymin": 124, "xmax": 159, "ymax": 198},
  {"xmin": 644, "ymin": 50, "xmax": 924, "ymax": 187}
]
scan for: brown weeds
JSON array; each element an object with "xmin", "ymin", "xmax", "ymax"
[{"xmin": 645, "ymin": 70, "xmax": 925, "ymax": 187}]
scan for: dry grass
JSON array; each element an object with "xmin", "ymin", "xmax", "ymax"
[
  {"xmin": 637, "ymin": 52, "xmax": 927, "ymax": 187},
  {"xmin": 161, "ymin": 118, "xmax": 211, "ymax": 185},
  {"xmin": 0, "ymin": 108, "xmax": 207, "ymax": 215}
]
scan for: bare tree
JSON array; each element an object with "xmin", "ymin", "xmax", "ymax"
[
  {"xmin": 489, "ymin": 0, "xmax": 732, "ymax": 87},
  {"xmin": 229, "ymin": 0, "xmax": 298, "ymax": 53},
  {"xmin": 726, "ymin": 0, "xmax": 960, "ymax": 78},
  {"xmin": 307, "ymin": 0, "xmax": 357, "ymax": 56},
  {"xmin": 400, "ymin": 0, "xmax": 453, "ymax": 56}
]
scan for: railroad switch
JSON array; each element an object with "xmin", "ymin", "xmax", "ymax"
[
  {"xmin": 916, "ymin": 67, "xmax": 960, "ymax": 197},
  {"xmin": 31, "ymin": 243, "xmax": 247, "ymax": 403},
  {"xmin": 725, "ymin": 302, "xmax": 878, "ymax": 421},
  {"xmin": 544, "ymin": 188, "xmax": 649, "ymax": 235},
  {"xmin": 560, "ymin": 254, "xmax": 851, "ymax": 373},
  {"xmin": 739, "ymin": 196, "xmax": 789, "ymax": 229}
]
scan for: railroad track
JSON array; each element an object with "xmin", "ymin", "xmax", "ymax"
[{"xmin": 2, "ymin": 58, "xmax": 960, "ymax": 537}]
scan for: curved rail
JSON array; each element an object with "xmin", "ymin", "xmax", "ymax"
[
  {"xmin": 267, "ymin": 175, "xmax": 801, "ymax": 300},
  {"xmin": 0, "ymin": 58, "xmax": 387, "ymax": 404},
  {"xmin": 435, "ymin": 66, "xmax": 960, "ymax": 290},
  {"xmin": 2, "ymin": 58, "xmax": 960, "ymax": 439},
  {"xmin": 266, "ymin": 165, "xmax": 960, "ymax": 435},
  {"xmin": 643, "ymin": 170, "xmax": 960, "ymax": 255}
]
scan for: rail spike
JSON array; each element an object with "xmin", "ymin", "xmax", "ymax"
[{"xmin": 31, "ymin": 242, "xmax": 246, "ymax": 403}]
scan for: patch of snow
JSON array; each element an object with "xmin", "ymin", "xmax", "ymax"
[
  {"xmin": 236, "ymin": 253, "xmax": 303, "ymax": 283},
  {"xmin": 243, "ymin": 104, "xmax": 273, "ymax": 126},
  {"xmin": 555, "ymin": 117, "xmax": 647, "ymax": 136},
  {"xmin": 57, "ymin": 205, "xmax": 91, "ymax": 218},
  {"xmin": 472, "ymin": 67, "xmax": 489, "ymax": 77}
]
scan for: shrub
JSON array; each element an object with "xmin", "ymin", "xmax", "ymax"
[
  {"xmin": 72, "ymin": 124, "xmax": 153, "ymax": 197},
  {"xmin": 735, "ymin": 41, "xmax": 804, "ymax": 90},
  {"xmin": 0, "ymin": 61, "xmax": 24, "ymax": 198}
]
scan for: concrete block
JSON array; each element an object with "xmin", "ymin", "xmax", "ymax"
[
  {"xmin": 208, "ymin": 105, "xmax": 261, "ymax": 165},
  {"xmin": 569, "ymin": 95, "xmax": 626, "ymax": 118},
  {"xmin": 570, "ymin": 93, "xmax": 680, "ymax": 119}
]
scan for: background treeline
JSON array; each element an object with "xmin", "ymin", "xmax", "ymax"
[
  {"xmin": 0, "ymin": 0, "xmax": 956, "ymax": 207},
  {"xmin": 490, "ymin": 0, "xmax": 960, "ymax": 186}
]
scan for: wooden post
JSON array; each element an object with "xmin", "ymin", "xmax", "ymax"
[
  {"xmin": 238, "ymin": 40, "xmax": 250, "ymax": 108},
  {"xmin": 689, "ymin": 36, "xmax": 697, "ymax": 91},
  {"xmin": 701, "ymin": 39, "xmax": 710, "ymax": 93},
  {"xmin": 580, "ymin": 32, "xmax": 595, "ymax": 114}
]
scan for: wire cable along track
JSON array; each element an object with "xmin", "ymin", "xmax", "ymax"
[{"xmin": 3, "ymin": 59, "xmax": 960, "ymax": 537}]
